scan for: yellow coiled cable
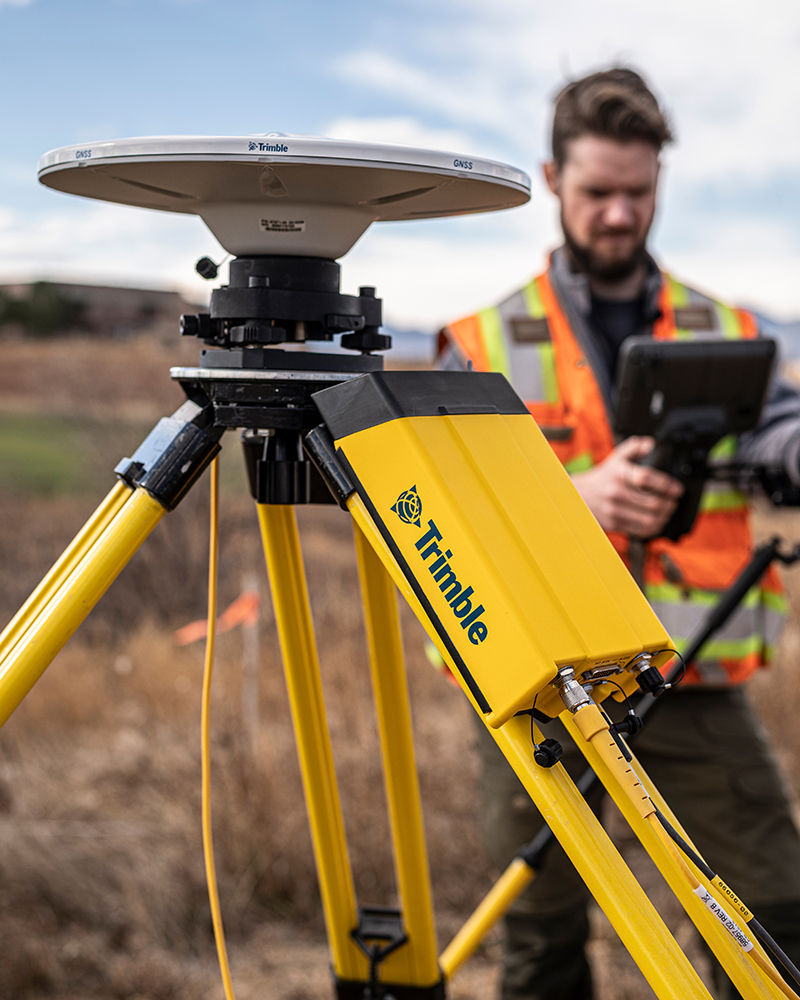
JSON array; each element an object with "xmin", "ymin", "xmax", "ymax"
[{"xmin": 201, "ymin": 457, "xmax": 237, "ymax": 1000}]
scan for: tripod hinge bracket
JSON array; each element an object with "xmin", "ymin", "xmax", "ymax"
[{"xmin": 115, "ymin": 400, "xmax": 223, "ymax": 511}]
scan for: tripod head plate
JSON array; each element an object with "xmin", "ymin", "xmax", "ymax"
[
  {"xmin": 38, "ymin": 134, "xmax": 531, "ymax": 258},
  {"xmin": 169, "ymin": 366, "xmax": 369, "ymax": 383}
]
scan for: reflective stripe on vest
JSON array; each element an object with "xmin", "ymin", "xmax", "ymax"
[{"xmin": 443, "ymin": 268, "xmax": 787, "ymax": 685}]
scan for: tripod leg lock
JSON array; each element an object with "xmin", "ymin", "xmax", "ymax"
[
  {"xmin": 339, "ymin": 906, "xmax": 445, "ymax": 1000},
  {"xmin": 115, "ymin": 399, "xmax": 223, "ymax": 510},
  {"xmin": 334, "ymin": 978, "xmax": 446, "ymax": 1000}
]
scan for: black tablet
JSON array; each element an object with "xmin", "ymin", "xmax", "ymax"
[{"xmin": 614, "ymin": 336, "xmax": 776, "ymax": 440}]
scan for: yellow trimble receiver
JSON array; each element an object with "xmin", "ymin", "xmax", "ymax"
[{"xmin": 312, "ymin": 371, "xmax": 672, "ymax": 726}]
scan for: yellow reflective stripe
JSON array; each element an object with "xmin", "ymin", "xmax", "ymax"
[
  {"xmin": 477, "ymin": 306, "xmax": 510, "ymax": 379},
  {"xmin": 715, "ymin": 301, "xmax": 741, "ymax": 338},
  {"xmin": 522, "ymin": 279, "xmax": 546, "ymax": 319},
  {"xmin": 687, "ymin": 634, "xmax": 763, "ymax": 660},
  {"xmin": 710, "ymin": 434, "xmax": 737, "ymax": 460},
  {"xmin": 666, "ymin": 275, "xmax": 696, "ymax": 339},
  {"xmin": 699, "ymin": 488, "xmax": 748, "ymax": 513},
  {"xmin": 521, "ymin": 279, "xmax": 560, "ymax": 403},
  {"xmin": 565, "ymin": 452, "xmax": 593, "ymax": 474},
  {"xmin": 668, "ymin": 275, "xmax": 693, "ymax": 337},
  {"xmin": 765, "ymin": 590, "xmax": 789, "ymax": 615},
  {"xmin": 702, "ymin": 438, "xmax": 745, "ymax": 510},
  {"xmin": 668, "ymin": 275, "xmax": 691, "ymax": 307},
  {"xmin": 645, "ymin": 581, "xmax": 764, "ymax": 608},
  {"xmin": 538, "ymin": 342, "xmax": 560, "ymax": 403}
]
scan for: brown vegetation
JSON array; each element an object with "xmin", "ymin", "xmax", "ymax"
[{"xmin": 0, "ymin": 333, "xmax": 799, "ymax": 999}]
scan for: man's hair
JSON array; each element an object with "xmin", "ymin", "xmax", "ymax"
[{"xmin": 551, "ymin": 68, "xmax": 673, "ymax": 167}]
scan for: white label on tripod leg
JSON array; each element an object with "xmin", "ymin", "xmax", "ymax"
[
  {"xmin": 260, "ymin": 218, "xmax": 306, "ymax": 232},
  {"xmin": 693, "ymin": 887, "xmax": 754, "ymax": 951}
]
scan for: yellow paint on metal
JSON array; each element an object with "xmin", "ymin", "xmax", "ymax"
[
  {"xmin": 353, "ymin": 522, "xmax": 440, "ymax": 988},
  {"xmin": 0, "ymin": 487, "xmax": 164, "ymax": 730},
  {"xmin": 561, "ymin": 710, "xmax": 786, "ymax": 1000},
  {"xmin": 256, "ymin": 504, "xmax": 366, "ymax": 982},
  {"xmin": 491, "ymin": 714, "xmax": 711, "ymax": 999},
  {"xmin": 439, "ymin": 856, "xmax": 534, "ymax": 978},
  {"xmin": 0, "ymin": 480, "xmax": 132, "ymax": 665},
  {"xmin": 335, "ymin": 411, "xmax": 671, "ymax": 726}
]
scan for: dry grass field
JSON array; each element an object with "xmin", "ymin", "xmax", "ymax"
[{"xmin": 1, "ymin": 333, "xmax": 800, "ymax": 999}]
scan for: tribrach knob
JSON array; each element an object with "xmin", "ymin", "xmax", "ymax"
[
  {"xmin": 180, "ymin": 313, "xmax": 213, "ymax": 338},
  {"xmin": 180, "ymin": 314, "xmax": 199, "ymax": 337},
  {"xmin": 195, "ymin": 257, "xmax": 219, "ymax": 280}
]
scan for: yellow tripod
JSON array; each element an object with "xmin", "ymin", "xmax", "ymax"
[{"xmin": 0, "ymin": 363, "xmax": 794, "ymax": 1000}]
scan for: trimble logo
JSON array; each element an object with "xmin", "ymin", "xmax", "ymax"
[
  {"xmin": 249, "ymin": 141, "xmax": 289, "ymax": 152},
  {"xmin": 391, "ymin": 487, "xmax": 488, "ymax": 646}
]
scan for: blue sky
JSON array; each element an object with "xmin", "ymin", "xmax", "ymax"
[{"xmin": 2, "ymin": 0, "xmax": 800, "ymax": 328}]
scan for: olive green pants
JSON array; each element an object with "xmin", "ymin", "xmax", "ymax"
[{"xmin": 476, "ymin": 688, "xmax": 800, "ymax": 1000}]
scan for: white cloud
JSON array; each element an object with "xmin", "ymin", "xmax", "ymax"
[
  {"xmin": 324, "ymin": 116, "xmax": 474, "ymax": 155},
  {"xmin": 336, "ymin": 0, "xmax": 800, "ymax": 182},
  {"xmin": 335, "ymin": 52, "xmax": 528, "ymax": 149},
  {"xmin": 661, "ymin": 219, "xmax": 800, "ymax": 321},
  {"xmin": 0, "ymin": 201, "xmax": 221, "ymax": 304}
]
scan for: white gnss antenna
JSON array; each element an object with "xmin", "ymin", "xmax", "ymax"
[
  {"xmin": 38, "ymin": 132, "xmax": 532, "ymax": 508},
  {"xmin": 38, "ymin": 133, "xmax": 531, "ymax": 259}
]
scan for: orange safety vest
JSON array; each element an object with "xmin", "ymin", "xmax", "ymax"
[{"xmin": 442, "ymin": 267, "xmax": 785, "ymax": 685}]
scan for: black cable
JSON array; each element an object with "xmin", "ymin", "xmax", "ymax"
[
  {"xmin": 653, "ymin": 807, "xmax": 800, "ymax": 991},
  {"xmin": 603, "ymin": 678, "xmax": 636, "ymax": 715},
  {"xmin": 749, "ymin": 918, "xmax": 800, "ymax": 993},
  {"xmin": 529, "ymin": 691, "xmax": 539, "ymax": 747},
  {"xmin": 653, "ymin": 806, "xmax": 714, "ymax": 879}
]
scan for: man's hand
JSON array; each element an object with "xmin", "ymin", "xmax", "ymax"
[{"xmin": 571, "ymin": 436, "xmax": 684, "ymax": 538}]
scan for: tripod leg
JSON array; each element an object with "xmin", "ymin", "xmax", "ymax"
[
  {"xmin": 560, "ymin": 709, "xmax": 787, "ymax": 1000},
  {"xmin": 0, "ymin": 487, "xmax": 165, "ymax": 729},
  {"xmin": 0, "ymin": 480, "xmax": 132, "ymax": 665},
  {"xmin": 0, "ymin": 397, "xmax": 223, "ymax": 729},
  {"xmin": 255, "ymin": 504, "xmax": 367, "ymax": 984},
  {"xmin": 352, "ymin": 521, "xmax": 440, "ymax": 989},
  {"xmin": 439, "ymin": 856, "xmax": 533, "ymax": 978}
]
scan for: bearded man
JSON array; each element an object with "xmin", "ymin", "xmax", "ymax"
[{"xmin": 440, "ymin": 68, "xmax": 800, "ymax": 1000}]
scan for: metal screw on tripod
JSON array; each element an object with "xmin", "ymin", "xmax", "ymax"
[{"xmin": 195, "ymin": 256, "xmax": 219, "ymax": 280}]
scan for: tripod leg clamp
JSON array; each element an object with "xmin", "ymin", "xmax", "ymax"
[
  {"xmin": 334, "ymin": 976, "xmax": 446, "ymax": 1000},
  {"xmin": 115, "ymin": 399, "xmax": 223, "ymax": 510}
]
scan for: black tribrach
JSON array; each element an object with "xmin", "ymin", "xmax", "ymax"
[{"xmin": 180, "ymin": 255, "xmax": 391, "ymax": 354}]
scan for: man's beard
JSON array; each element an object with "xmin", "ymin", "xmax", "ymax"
[{"xmin": 562, "ymin": 218, "xmax": 648, "ymax": 284}]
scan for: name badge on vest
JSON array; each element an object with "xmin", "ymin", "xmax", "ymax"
[
  {"xmin": 673, "ymin": 305, "xmax": 716, "ymax": 331},
  {"xmin": 510, "ymin": 316, "xmax": 551, "ymax": 343}
]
